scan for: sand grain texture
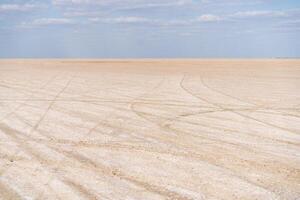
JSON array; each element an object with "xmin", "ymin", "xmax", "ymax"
[{"xmin": 0, "ymin": 59, "xmax": 299, "ymax": 200}]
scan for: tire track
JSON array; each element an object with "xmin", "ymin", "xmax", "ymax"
[
  {"xmin": 0, "ymin": 72, "xmax": 61, "ymax": 123},
  {"xmin": 0, "ymin": 77, "xmax": 296, "ymax": 200},
  {"xmin": 0, "ymin": 72, "xmax": 62, "ymax": 176},
  {"xmin": 0, "ymin": 122, "xmax": 104, "ymax": 200},
  {"xmin": 54, "ymin": 148, "xmax": 194, "ymax": 200},
  {"xmin": 53, "ymin": 76, "xmax": 194, "ymax": 199},
  {"xmin": 129, "ymin": 76, "xmax": 263, "ymax": 148},
  {"xmin": 177, "ymin": 74, "xmax": 299, "ymax": 198},
  {"xmin": 200, "ymin": 76, "xmax": 300, "ymax": 124},
  {"xmin": 128, "ymin": 76, "xmax": 288, "ymax": 199},
  {"xmin": 30, "ymin": 75, "xmax": 75, "ymax": 134},
  {"xmin": 0, "ymin": 73, "xmax": 73, "ymax": 179},
  {"xmin": 1, "ymin": 63, "xmax": 298, "ymax": 199},
  {"xmin": 14, "ymin": 74, "xmax": 187, "ymax": 199},
  {"xmin": 180, "ymin": 75, "xmax": 299, "ymax": 135}
]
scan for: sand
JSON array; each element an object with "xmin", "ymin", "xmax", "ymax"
[{"xmin": 0, "ymin": 59, "xmax": 299, "ymax": 200}]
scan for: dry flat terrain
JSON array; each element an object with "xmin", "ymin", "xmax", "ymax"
[{"xmin": 0, "ymin": 59, "xmax": 299, "ymax": 200}]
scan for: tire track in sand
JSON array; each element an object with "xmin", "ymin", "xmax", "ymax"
[
  {"xmin": 128, "ymin": 75, "xmax": 283, "ymax": 199},
  {"xmin": 180, "ymin": 75, "xmax": 299, "ymax": 135},
  {"xmin": 200, "ymin": 76, "xmax": 300, "ymax": 128}
]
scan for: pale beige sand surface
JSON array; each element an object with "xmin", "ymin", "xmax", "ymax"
[{"xmin": 0, "ymin": 59, "xmax": 299, "ymax": 200}]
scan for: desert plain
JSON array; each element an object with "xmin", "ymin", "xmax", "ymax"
[{"xmin": 0, "ymin": 59, "xmax": 299, "ymax": 200}]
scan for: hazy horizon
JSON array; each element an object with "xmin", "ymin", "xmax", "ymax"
[{"xmin": 1, "ymin": 0, "xmax": 300, "ymax": 58}]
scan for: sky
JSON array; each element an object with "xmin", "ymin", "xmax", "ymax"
[{"xmin": 0, "ymin": 0, "xmax": 299, "ymax": 58}]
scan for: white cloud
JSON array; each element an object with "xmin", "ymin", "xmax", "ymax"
[
  {"xmin": 88, "ymin": 15, "xmax": 223, "ymax": 26},
  {"xmin": 90, "ymin": 16, "xmax": 151, "ymax": 24},
  {"xmin": 64, "ymin": 11, "xmax": 101, "ymax": 17},
  {"xmin": 53, "ymin": 0, "xmax": 192, "ymax": 9},
  {"xmin": 115, "ymin": 0, "xmax": 192, "ymax": 10},
  {"xmin": 0, "ymin": 3, "xmax": 43, "ymax": 12},
  {"xmin": 196, "ymin": 14, "xmax": 222, "ymax": 22},
  {"xmin": 53, "ymin": 0, "xmax": 103, "ymax": 5},
  {"xmin": 22, "ymin": 18, "xmax": 75, "ymax": 27},
  {"xmin": 232, "ymin": 10, "xmax": 287, "ymax": 18}
]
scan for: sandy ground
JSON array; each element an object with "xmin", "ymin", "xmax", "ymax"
[{"xmin": 0, "ymin": 59, "xmax": 299, "ymax": 200}]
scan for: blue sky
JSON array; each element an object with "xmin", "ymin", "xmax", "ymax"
[{"xmin": 0, "ymin": 0, "xmax": 299, "ymax": 58}]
